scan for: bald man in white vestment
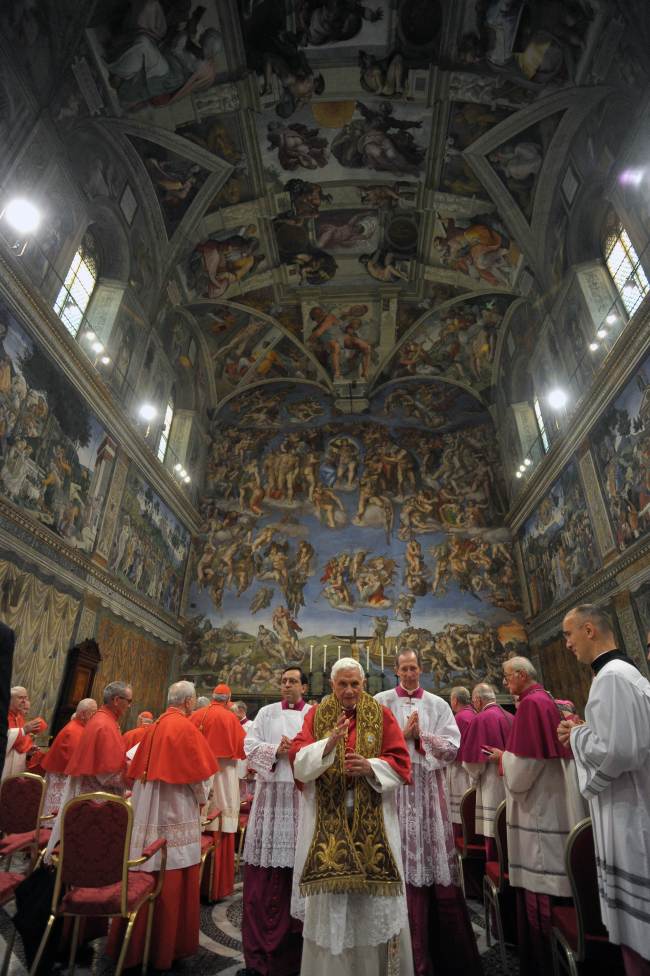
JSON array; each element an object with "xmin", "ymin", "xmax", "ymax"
[{"xmin": 560, "ymin": 605, "xmax": 650, "ymax": 976}]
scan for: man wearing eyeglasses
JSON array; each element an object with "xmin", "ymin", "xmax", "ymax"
[{"xmin": 45, "ymin": 680, "xmax": 132, "ymax": 860}]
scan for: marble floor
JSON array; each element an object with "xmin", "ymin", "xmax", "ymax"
[{"xmin": 0, "ymin": 886, "xmax": 519, "ymax": 975}]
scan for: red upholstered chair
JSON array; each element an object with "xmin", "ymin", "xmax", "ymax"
[
  {"xmin": 483, "ymin": 800, "xmax": 512, "ymax": 972},
  {"xmin": 0, "ymin": 773, "xmax": 51, "ymax": 866},
  {"xmin": 454, "ymin": 787, "xmax": 486, "ymax": 898},
  {"xmin": 29, "ymin": 792, "xmax": 167, "ymax": 976},
  {"xmin": 551, "ymin": 817, "xmax": 623, "ymax": 976}
]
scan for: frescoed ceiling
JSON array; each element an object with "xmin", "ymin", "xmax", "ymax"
[{"xmin": 3, "ymin": 0, "xmax": 646, "ymax": 409}]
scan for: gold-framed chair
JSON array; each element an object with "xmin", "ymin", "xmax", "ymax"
[
  {"xmin": 483, "ymin": 800, "xmax": 511, "ymax": 973},
  {"xmin": 235, "ymin": 810, "xmax": 249, "ymax": 880},
  {"xmin": 29, "ymin": 791, "xmax": 167, "ymax": 976},
  {"xmin": 551, "ymin": 817, "xmax": 623, "ymax": 976},
  {"xmin": 0, "ymin": 773, "xmax": 51, "ymax": 868}
]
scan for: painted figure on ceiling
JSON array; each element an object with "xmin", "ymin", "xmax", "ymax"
[
  {"xmin": 295, "ymin": 0, "xmax": 383, "ymax": 46},
  {"xmin": 331, "ymin": 101, "xmax": 426, "ymax": 175}
]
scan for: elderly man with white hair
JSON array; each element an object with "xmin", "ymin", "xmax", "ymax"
[
  {"xmin": 108, "ymin": 680, "xmax": 218, "ymax": 970},
  {"xmin": 485, "ymin": 656, "xmax": 586, "ymax": 976},
  {"xmin": 41, "ymin": 698, "xmax": 97, "ymax": 814},
  {"xmin": 289, "ymin": 657, "xmax": 413, "ymax": 976}
]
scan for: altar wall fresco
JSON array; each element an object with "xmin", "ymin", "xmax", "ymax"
[{"xmin": 183, "ymin": 379, "xmax": 528, "ymax": 697}]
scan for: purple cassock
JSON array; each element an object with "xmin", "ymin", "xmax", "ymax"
[{"xmin": 462, "ymin": 703, "xmax": 513, "ymax": 855}]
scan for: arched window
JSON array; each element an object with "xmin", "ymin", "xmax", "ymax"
[
  {"xmin": 157, "ymin": 392, "xmax": 175, "ymax": 463},
  {"xmin": 602, "ymin": 216, "xmax": 648, "ymax": 315},
  {"xmin": 53, "ymin": 233, "xmax": 99, "ymax": 338}
]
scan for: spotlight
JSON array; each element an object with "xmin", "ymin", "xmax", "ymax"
[
  {"xmin": 547, "ymin": 388, "xmax": 568, "ymax": 411},
  {"xmin": 138, "ymin": 403, "xmax": 157, "ymax": 422},
  {"xmin": 524, "ymin": 458, "xmax": 532, "ymax": 467},
  {"xmin": 91, "ymin": 341, "xmax": 104, "ymax": 354},
  {"xmin": 179, "ymin": 468, "xmax": 187, "ymax": 478},
  {"xmin": 100, "ymin": 356, "xmax": 111, "ymax": 365},
  {"xmin": 589, "ymin": 342, "xmax": 599, "ymax": 352},
  {"xmin": 174, "ymin": 463, "xmax": 182, "ymax": 472},
  {"xmin": 518, "ymin": 464, "xmax": 526, "ymax": 472},
  {"xmin": 84, "ymin": 331, "xmax": 97, "ymax": 342},
  {"xmin": 184, "ymin": 475, "xmax": 191, "ymax": 484},
  {"xmin": 515, "ymin": 471, "xmax": 523, "ymax": 479},
  {"xmin": 596, "ymin": 329, "xmax": 607, "ymax": 339},
  {"xmin": 619, "ymin": 168, "xmax": 644, "ymax": 187},
  {"xmin": 3, "ymin": 198, "xmax": 41, "ymax": 234},
  {"xmin": 606, "ymin": 314, "xmax": 617, "ymax": 325}
]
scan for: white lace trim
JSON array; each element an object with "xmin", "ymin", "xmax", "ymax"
[
  {"xmin": 397, "ymin": 765, "xmax": 460, "ymax": 887},
  {"xmin": 243, "ymin": 781, "xmax": 300, "ymax": 868}
]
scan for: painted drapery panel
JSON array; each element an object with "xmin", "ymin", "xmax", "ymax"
[
  {"xmin": 185, "ymin": 380, "xmax": 528, "ymax": 696},
  {"xmin": 0, "ymin": 558, "xmax": 80, "ymax": 724},
  {"xmin": 0, "ymin": 297, "xmax": 116, "ymax": 552},
  {"xmin": 94, "ymin": 615, "xmax": 172, "ymax": 723}
]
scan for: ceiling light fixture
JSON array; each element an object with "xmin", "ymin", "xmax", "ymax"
[
  {"xmin": 91, "ymin": 341, "xmax": 104, "ymax": 354},
  {"xmin": 596, "ymin": 329, "xmax": 607, "ymax": 339},
  {"xmin": 2, "ymin": 198, "xmax": 41, "ymax": 234},
  {"xmin": 606, "ymin": 313, "xmax": 617, "ymax": 325},
  {"xmin": 138, "ymin": 403, "xmax": 157, "ymax": 422},
  {"xmin": 547, "ymin": 388, "xmax": 568, "ymax": 411},
  {"xmin": 183, "ymin": 475, "xmax": 191, "ymax": 484},
  {"xmin": 100, "ymin": 355, "xmax": 111, "ymax": 365},
  {"xmin": 174, "ymin": 463, "xmax": 182, "ymax": 472},
  {"xmin": 84, "ymin": 331, "xmax": 97, "ymax": 342},
  {"xmin": 524, "ymin": 458, "xmax": 532, "ymax": 467},
  {"xmin": 589, "ymin": 342, "xmax": 599, "ymax": 352},
  {"xmin": 515, "ymin": 471, "xmax": 523, "ymax": 479}
]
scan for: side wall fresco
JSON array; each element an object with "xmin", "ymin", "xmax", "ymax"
[{"xmin": 184, "ymin": 379, "xmax": 528, "ymax": 697}]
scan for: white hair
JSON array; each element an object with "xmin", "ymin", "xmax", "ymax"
[
  {"xmin": 168, "ymin": 680, "xmax": 196, "ymax": 705},
  {"xmin": 10, "ymin": 686, "xmax": 27, "ymax": 698},
  {"xmin": 75, "ymin": 698, "xmax": 97, "ymax": 715},
  {"xmin": 195, "ymin": 696, "xmax": 210, "ymax": 709},
  {"xmin": 330, "ymin": 657, "xmax": 364, "ymax": 681},
  {"xmin": 505, "ymin": 656, "xmax": 537, "ymax": 679}
]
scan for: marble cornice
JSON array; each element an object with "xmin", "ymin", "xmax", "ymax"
[
  {"xmin": 524, "ymin": 533, "xmax": 650, "ymax": 644},
  {"xmin": 0, "ymin": 244, "xmax": 201, "ymax": 535},
  {"xmin": 0, "ymin": 499, "xmax": 183, "ymax": 646},
  {"xmin": 506, "ymin": 292, "xmax": 650, "ymax": 532}
]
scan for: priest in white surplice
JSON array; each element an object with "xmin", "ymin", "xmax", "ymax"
[
  {"xmin": 377, "ymin": 651, "xmax": 481, "ymax": 975},
  {"xmin": 289, "ymin": 658, "xmax": 413, "ymax": 976},
  {"xmin": 560, "ymin": 605, "xmax": 650, "ymax": 976},
  {"xmin": 486, "ymin": 656, "xmax": 586, "ymax": 976},
  {"xmin": 240, "ymin": 666, "xmax": 311, "ymax": 976}
]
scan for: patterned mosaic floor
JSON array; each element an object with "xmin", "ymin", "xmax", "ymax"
[{"xmin": 0, "ymin": 886, "xmax": 519, "ymax": 975}]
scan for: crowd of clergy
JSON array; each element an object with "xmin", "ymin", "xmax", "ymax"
[{"xmin": 1, "ymin": 602, "xmax": 649, "ymax": 976}]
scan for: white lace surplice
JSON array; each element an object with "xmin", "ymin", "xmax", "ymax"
[
  {"xmin": 243, "ymin": 700, "xmax": 309, "ymax": 868},
  {"xmin": 375, "ymin": 689, "xmax": 460, "ymax": 887},
  {"xmin": 129, "ymin": 777, "xmax": 212, "ymax": 871},
  {"xmin": 291, "ymin": 739, "xmax": 410, "ymax": 957},
  {"xmin": 43, "ymin": 771, "xmax": 67, "ymax": 816}
]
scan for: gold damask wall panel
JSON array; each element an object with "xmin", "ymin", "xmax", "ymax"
[
  {"xmin": 0, "ymin": 558, "xmax": 80, "ymax": 722},
  {"xmin": 94, "ymin": 616, "xmax": 172, "ymax": 721}
]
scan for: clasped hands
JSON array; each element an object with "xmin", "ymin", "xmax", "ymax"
[
  {"xmin": 23, "ymin": 718, "xmax": 43, "ymax": 735},
  {"xmin": 403, "ymin": 711, "xmax": 420, "ymax": 741},
  {"xmin": 557, "ymin": 717, "xmax": 584, "ymax": 746},
  {"xmin": 276, "ymin": 735, "xmax": 292, "ymax": 757},
  {"xmin": 322, "ymin": 714, "xmax": 372, "ymax": 776}
]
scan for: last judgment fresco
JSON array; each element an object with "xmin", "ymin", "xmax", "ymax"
[{"xmin": 183, "ymin": 380, "xmax": 528, "ymax": 696}]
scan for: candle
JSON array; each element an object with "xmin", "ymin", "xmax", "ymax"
[
  {"xmin": 381, "ymin": 645, "xmax": 384, "ymax": 672},
  {"xmin": 365, "ymin": 646, "xmax": 370, "ymax": 672},
  {"xmin": 309, "ymin": 644, "xmax": 313, "ymax": 672},
  {"xmin": 338, "ymin": 644, "xmax": 341, "ymax": 660},
  {"xmin": 323, "ymin": 644, "xmax": 327, "ymax": 671}
]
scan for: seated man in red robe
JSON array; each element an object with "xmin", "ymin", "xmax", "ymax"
[
  {"xmin": 108, "ymin": 680, "xmax": 218, "ymax": 970},
  {"xmin": 4, "ymin": 686, "xmax": 48, "ymax": 780},
  {"xmin": 41, "ymin": 698, "xmax": 97, "ymax": 814}
]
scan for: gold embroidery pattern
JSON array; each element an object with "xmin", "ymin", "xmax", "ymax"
[{"xmin": 300, "ymin": 692, "xmax": 402, "ymax": 897}]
